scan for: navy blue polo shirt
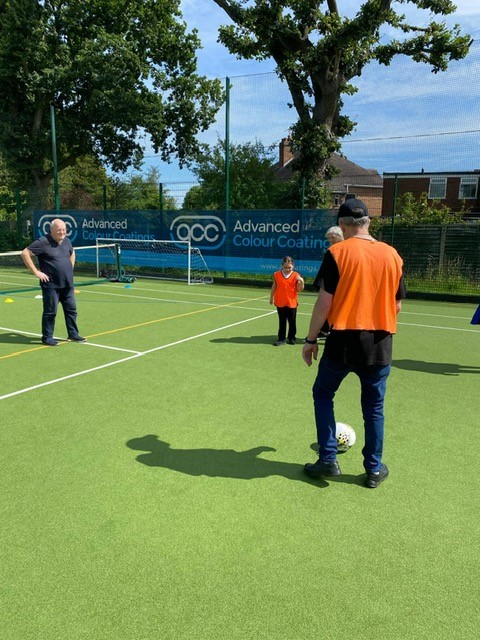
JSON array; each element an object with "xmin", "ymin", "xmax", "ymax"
[{"xmin": 27, "ymin": 234, "xmax": 74, "ymax": 288}]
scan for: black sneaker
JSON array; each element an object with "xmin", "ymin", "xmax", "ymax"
[
  {"xmin": 365, "ymin": 463, "xmax": 389, "ymax": 488},
  {"xmin": 304, "ymin": 459, "xmax": 342, "ymax": 478},
  {"xmin": 68, "ymin": 335, "xmax": 87, "ymax": 343},
  {"xmin": 274, "ymin": 340, "xmax": 286, "ymax": 346},
  {"xmin": 41, "ymin": 337, "xmax": 58, "ymax": 347},
  {"xmin": 287, "ymin": 338, "xmax": 296, "ymax": 345}
]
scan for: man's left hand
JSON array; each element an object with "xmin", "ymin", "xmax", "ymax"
[{"xmin": 302, "ymin": 343, "xmax": 318, "ymax": 366}]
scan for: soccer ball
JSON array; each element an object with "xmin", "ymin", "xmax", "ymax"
[{"xmin": 336, "ymin": 422, "xmax": 356, "ymax": 452}]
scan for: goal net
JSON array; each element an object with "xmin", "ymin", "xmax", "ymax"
[
  {"xmin": 96, "ymin": 238, "xmax": 213, "ymax": 285},
  {"xmin": 0, "ymin": 243, "xmax": 120, "ymax": 295}
]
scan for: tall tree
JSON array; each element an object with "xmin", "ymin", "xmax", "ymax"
[
  {"xmin": 0, "ymin": 1, "xmax": 223, "ymax": 190},
  {"xmin": 213, "ymin": 0, "xmax": 471, "ymax": 199}
]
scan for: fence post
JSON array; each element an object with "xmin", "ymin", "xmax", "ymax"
[
  {"xmin": 391, "ymin": 174, "xmax": 398, "ymax": 244},
  {"xmin": 15, "ymin": 187, "xmax": 22, "ymax": 240},
  {"xmin": 50, "ymin": 105, "xmax": 60, "ymax": 211},
  {"xmin": 225, "ymin": 77, "xmax": 231, "ymax": 213},
  {"xmin": 159, "ymin": 183, "xmax": 164, "ymax": 212},
  {"xmin": 439, "ymin": 225, "xmax": 447, "ymax": 270}
]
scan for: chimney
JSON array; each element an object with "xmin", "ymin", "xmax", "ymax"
[{"xmin": 279, "ymin": 137, "xmax": 293, "ymax": 167}]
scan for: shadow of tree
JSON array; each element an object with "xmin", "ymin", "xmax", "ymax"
[{"xmin": 392, "ymin": 359, "xmax": 480, "ymax": 376}]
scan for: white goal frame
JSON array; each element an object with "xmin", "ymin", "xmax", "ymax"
[{"xmin": 96, "ymin": 238, "xmax": 213, "ymax": 285}]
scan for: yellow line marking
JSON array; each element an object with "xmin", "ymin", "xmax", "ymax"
[
  {"xmin": 85, "ymin": 294, "xmax": 269, "ymax": 339},
  {"xmin": 0, "ymin": 294, "xmax": 269, "ymax": 360},
  {"xmin": 0, "ymin": 341, "xmax": 73, "ymax": 360}
]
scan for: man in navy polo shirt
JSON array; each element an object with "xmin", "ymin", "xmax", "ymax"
[{"xmin": 21, "ymin": 219, "xmax": 86, "ymax": 347}]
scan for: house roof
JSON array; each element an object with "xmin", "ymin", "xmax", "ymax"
[{"xmin": 275, "ymin": 152, "xmax": 383, "ymax": 190}]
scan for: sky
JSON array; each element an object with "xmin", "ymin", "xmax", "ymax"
[{"xmin": 139, "ymin": 1, "xmax": 480, "ymax": 187}]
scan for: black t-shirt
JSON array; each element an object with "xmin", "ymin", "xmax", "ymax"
[
  {"xmin": 28, "ymin": 234, "xmax": 74, "ymax": 289},
  {"xmin": 314, "ymin": 250, "xmax": 406, "ymax": 366}
]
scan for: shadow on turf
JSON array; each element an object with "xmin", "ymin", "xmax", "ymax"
[
  {"xmin": 392, "ymin": 358, "xmax": 480, "ymax": 375},
  {"xmin": 126, "ymin": 434, "xmax": 367, "ymax": 487},
  {"xmin": 210, "ymin": 335, "xmax": 282, "ymax": 345},
  {"xmin": 0, "ymin": 332, "xmax": 41, "ymax": 345}
]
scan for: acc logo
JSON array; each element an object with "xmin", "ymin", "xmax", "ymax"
[
  {"xmin": 169, "ymin": 215, "xmax": 226, "ymax": 250},
  {"xmin": 37, "ymin": 214, "xmax": 78, "ymax": 243}
]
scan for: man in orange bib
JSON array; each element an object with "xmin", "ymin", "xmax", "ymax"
[{"xmin": 302, "ymin": 199, "xmax": 405, "ymax": 488}]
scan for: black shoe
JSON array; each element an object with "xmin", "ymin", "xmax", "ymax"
[
  {"xmin": 41, "ymin": 337, "xmax": 58, "ymax": 347},
  {"xmin": 304, "ymin": 459, "xmax": 342, "ymax": 478},
  {"xmin": 287, "ymin": 338, "xmax": 296, "ymax": 345},
  {"xmin": 365, "ymin": 463, "xmax": 389, "ymax": 488},
  {"xmin": 274, "ymin": 340, "xmax": 286, "ymax": 346},
  {"xmin": 68, "ymin": 335, "xmax": 87, "ymax": 343}
]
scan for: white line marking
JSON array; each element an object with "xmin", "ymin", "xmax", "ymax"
[
  {"xmin": 84, "ymin": 342, "xmax": 143, "ymax": 354},
  {"xmin": 0, "ymin": 325, "xmax": 42, "ymax": 337},
  {"xmin": 0, "ymin": 354, "xmax": 143, "ymax": 401},
  {"xmin": 141, "ymin": 311, "xmax": 276, "ymax": 355},
  {"xmin": 397, "ymin": 321, "xmax": 479, "ymax": 332},
  {"xmin": 0, "ymin": 310, "xmax": 276, "ymax": 401}
]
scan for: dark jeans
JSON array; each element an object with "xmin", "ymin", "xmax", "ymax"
[
  {"xmin": 276, "ymin": 306, "xmax": 297, "ymax": 341},
  {"xmin": 312, "ymin": 355, "xmax": 391, "ymax": 472},
  {"xmin": 41, "ymin": 286, "xmax": 79, "ymax": 340}
]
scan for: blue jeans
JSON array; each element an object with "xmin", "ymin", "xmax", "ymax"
[
  {"xmin": 312, "ymin": 355, "xmax": 391, "ymax": 472},
  {"xmin": 41, "ymin": 286, "xmax": 79, "ymax": 340}
]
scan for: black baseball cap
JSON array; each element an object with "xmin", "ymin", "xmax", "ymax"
[{"xmin": 337, "ymin": 198, "xmax": 369, "ymax": 222}]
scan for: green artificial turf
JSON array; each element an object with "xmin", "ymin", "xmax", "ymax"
[{"xmin": 1, "ymin": 282, "xmax": 479, "ymax": 639}]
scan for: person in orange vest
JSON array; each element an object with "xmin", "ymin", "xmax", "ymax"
[
  {"xmin": 302, "ymin": 199, "xmax": 406, "ymax": 488},
  {"xmin": 270, "ymin": 256, "xmax": 304, "ymax": 346}
]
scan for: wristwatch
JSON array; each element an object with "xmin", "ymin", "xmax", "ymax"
[{"xmin": 305, "ymin": 338, "xmax": 317, "ymax": 344}]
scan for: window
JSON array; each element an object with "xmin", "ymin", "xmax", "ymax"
[
  {"xmin": 459, "ymin": 176, "xmax": 478, "ymax": 199},
  {"xmin": 428, "ymin": 177, "xmax": 447, "ymax": 199}
]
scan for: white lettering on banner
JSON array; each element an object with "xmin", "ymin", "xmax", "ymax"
[
  {"xmin": 82, "ymin": 230, "xmax": 155, "ymax": 241},
  {"xmin": 233, "ymin": 219, "xmax": 300, "ymax": 233},
  {"xmin": 82, "ymin": 219, "xmax": 128, "ymax": 230},
  {"xmin": 278, "ymin": 235, "xmax": 327, "ymax": 250},
  {"xmin": 233, "ymin": 235, "xmax": 275, "ymax": 247},
  {"xmin": 233, "ymin": 234, "xmax": 326, "ymax": 249}
]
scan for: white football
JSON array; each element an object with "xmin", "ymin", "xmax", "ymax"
[{"xmin": 335, "ymin": 422, "xmax": 356, "ymax": 452}]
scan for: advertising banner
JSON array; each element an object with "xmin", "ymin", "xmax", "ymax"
[{"xmin": 33, "ymin": 209, "xmax": 338, "ymax": 277}]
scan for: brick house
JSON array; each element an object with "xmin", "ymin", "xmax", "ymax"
[
  {"xmin": 276, "ymin": 137, "xmax": 383, "ymax": 216},
  {"xmin": 382, "ymin": 171, "xmax": 480, "ymax": 219}
]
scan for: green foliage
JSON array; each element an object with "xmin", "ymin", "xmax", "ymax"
[
  {"xmin": 108, "ymin": 168, "xmax": 177, "ymax": 210},
  {"xmin": 59, "ymin": 156, "xmax": 109, "ymax": 210},
  {"xmin": 276, "ymin": 173, "xmax": 332, "ymax": 210},
  {"xmin": 213, "ymin": 1, "xmax": 471, "ymax": 180},
  {"xmin": 185, "ymin": 137, "xmax": 334, "ymax": 210},
  {"xmin": 186, "ymin": 139, "xmax": 283, "ymax": 210},
  {"xmin": 0, "ymin": 1, "xmax": 224, "ymax": 188},
  {"xmin": 395, "ymin": 192, "xmax": 466, "ymax": 225}
]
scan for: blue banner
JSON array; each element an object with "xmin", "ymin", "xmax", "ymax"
[{"xmin": 33, "ymin": 209, "xmax": 338, "ymax": 277}]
